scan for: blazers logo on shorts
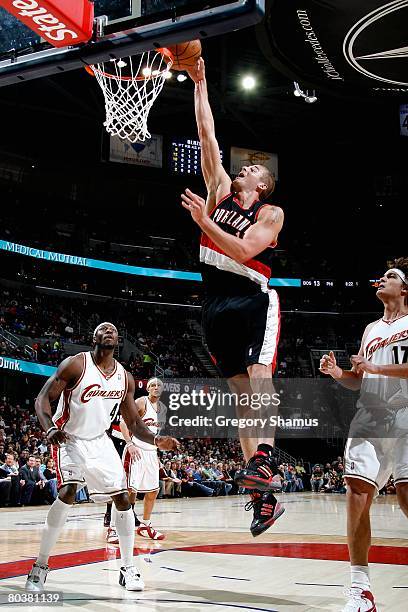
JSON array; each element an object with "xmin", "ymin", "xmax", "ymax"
[{"xmin": 81, "ymin": 384, "xmax": 125, "ymax": 404}]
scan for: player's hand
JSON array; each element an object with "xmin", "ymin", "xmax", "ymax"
[
  {"xmin": 319, "ymin": 351, "xmax": 342, "ymax": 378},
  {"xmin": 47, "ymin": 428, "xmax": 69, "ymax": 446},
  {"xmin": 127, "ymin": 443, "xmax": 142, "ymax": 460},
  {"xmin": 187, "ymin": 57, "xmax": 205, "ymax": 83},
  {"xmin": 155, "ymin": 435, "xmax": 180, "ymax": 451},
  {"xmin": 350, "ymin": 355, "xmax": 379, "ymax": 375},
  {"xmin": 181, "ymin": 189, "xmax": 207, "ymax": 224}
]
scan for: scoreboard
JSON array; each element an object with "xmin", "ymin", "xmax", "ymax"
[
  {"xmin": 170, "ymin": 136, "xmax": 224, "ymax": 175},
  {"xmin": 300, "ymin": 279, "xmax": 360, "ymax": 289}
]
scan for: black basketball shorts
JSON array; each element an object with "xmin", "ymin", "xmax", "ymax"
[
  {"xmin": 202, "ymin": 288, "xmax": 280, "ymax": 378},
  {"xmin": 111, "ymin": 435, "xmax": 126, "ymax": 457}
]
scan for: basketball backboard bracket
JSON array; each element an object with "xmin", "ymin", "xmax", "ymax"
[
  {"xmin": 95, "ymin": 15, "xmax": 108, "ymax": 39},
  {"xmin": 0, "ymin": 0, "xmax": 265, "ymax": 87}
]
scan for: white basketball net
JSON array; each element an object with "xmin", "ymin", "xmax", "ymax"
[{"xmin": 89, "ymin": 49, "xmax": 173, "ymax": 143}]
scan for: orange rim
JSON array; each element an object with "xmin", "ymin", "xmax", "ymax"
[{"xmin": 84, "ymin": 48, "xmax": 173, "ymax": 81}]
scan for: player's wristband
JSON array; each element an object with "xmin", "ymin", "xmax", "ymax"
[
  {"xmin": 154, "ymin": 434, "xmax": 159, "ymax": 447},
  {"xmin": 46, "ymin": 426, "xmax": 58, "ymax": 436}
]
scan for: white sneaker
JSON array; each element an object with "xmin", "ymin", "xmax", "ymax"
[
  {"xmin": 119, "ymin": 566, "xmax": 144, "ymax": 591},
  {"xmin": 106, "ymin": 526, "xmax": 119, "ymax": 544},
  {"xmin": 25, "ymin": 563, "xmax": 49, "ymax": 592},
  {"xmin": 137, "ymin": 523, "xmax": 165, "ymax": 540},
  {"xmin": 342, "ymin": 587, "xmax": 377, "ymax": 611}
]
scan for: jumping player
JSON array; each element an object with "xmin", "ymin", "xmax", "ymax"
[
  {"xmin": 120, "ymin": 377, "xmax": 167, "ymax": 540},
  {"xmin": 26, "ymin": 322, "xmax": 178, "ymax": 593},
  {"xmin": 185, "ymin": 58, "xmax": 285, "ymax": 536},
  {"xmin": 320, "ymin": 258, "xmax": 408, "ymax": 612}
]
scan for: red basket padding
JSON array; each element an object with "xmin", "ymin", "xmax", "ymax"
[{"xmin": 0, "ymin": 0, "xmax": 94, "ymax": 48}]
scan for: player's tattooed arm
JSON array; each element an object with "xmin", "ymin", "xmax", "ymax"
[
  {"xmin": 121, "ymin": 373, "xmax": 179, "ymax": 451},
  {"xmin": 35, "ymin": 354, "xmax": 83, "ymax": 444}
]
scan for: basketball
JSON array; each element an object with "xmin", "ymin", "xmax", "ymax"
[{"xmin": 167, "ymin": 39, "xmax": 202, "ymax": 71}]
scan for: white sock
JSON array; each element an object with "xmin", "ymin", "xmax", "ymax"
[
  {"xmin": 115, "ymin": 507, "xmax": 137, "ymax": 569},
  {"xmin": 141, "ymin": 518, "xmax": 151, "ymax": 526},
  {"xmin": 110, "ymin": 504, "xmax": 117, "ymax": 529},
  {"xmin": 37, "ymin": 497, "xmax": 72, "ymax": 566},
  {"xmin": 351, "ymin": 565, "xmax": 370, "ymax": 589}
]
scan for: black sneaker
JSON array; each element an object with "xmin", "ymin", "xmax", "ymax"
[
  {"xmin": 245, "ymin": 491, "xmax": 285, "ymax": 537},
  {"xmin": 234, "ymin": 450, "xmax": 281, "ymax": 491}
]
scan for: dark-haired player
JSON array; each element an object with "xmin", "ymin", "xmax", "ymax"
[
  {"xmin": 185, "ymin": 58, "xmax": 284, "ymax": 537},
  {"xmin": 320, "ymin": 258, "xmax": 408, "ymax": 612},
  {"xmin": 26, "ymin": 322, "xmax": 178, "ymax": 593}
]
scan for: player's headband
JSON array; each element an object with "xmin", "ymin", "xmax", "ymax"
[
  {"xmin": 93, "ymin": 322, "xmax": 118, "ymax": 337},
  {"xmin": 387, "ymin": 268, "xmax": 408, "ymax": 285}
]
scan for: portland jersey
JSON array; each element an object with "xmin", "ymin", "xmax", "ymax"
[
  {"xmin": 200, "ymin": 193, "xmax": 277, "ymax": 296},
  {"xmin": 360, "ymin": 314, "xmax": 408, "ymax": 405},
  {"xmin": 109, "ymin": 406, "xmax": 124, "ymax": 441},
  {"xmin": 131, "ymin": 396, "xmax": 163, "ymax": 451},
  {"xmin": 53, "ymin": 352, "xmax": 128, "ymax": 440}
]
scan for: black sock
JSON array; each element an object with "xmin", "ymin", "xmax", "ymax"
[
  {"xmin": 105, "ymin": 502, "xmax": 112, "ymax": 517},
  {"xmin": 257, "ymin": 443, "xmax": 274, "ymax": 457},
  {"xmin": 131, "ymin": 504, "xmax": 140, "ymax": 526}
]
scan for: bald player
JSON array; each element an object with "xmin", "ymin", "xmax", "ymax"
[{"xmin": 26, "ymin": 323, "xmax": 178, "ymax": 593}]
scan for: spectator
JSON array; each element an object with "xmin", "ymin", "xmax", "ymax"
[
  {"xmin": 19, "ymin": 449, "xmax": 30, "ymax": 467},
  {"xmin": 37, "ymin": 433, "xmax": 48, "ymax": 455},
  {"xmin": 1, "ymin": 453, "xmax": 21, "ymax": 505},
  {"xmin": 310, "ymin": 464, "xmax": 324, "ymax": 492},
  {"xmin": 159, "ymin": 461, "xmax": 176, "ymax": 498},
  {"xmin": 213, "ymin": 462, "xmax": 232, "ymax": 495},
  {"xmin": 200, "ymin": 461, "xmax": 223, "ymax": 495},
  {"xmin": 181, "ymin": 463, "xmax": 214, "ymax": 497},
  {"xmin": 0, "ymin": 467, "xmax": 12, "ymax": 506},
  {"xmin": 19, "ymin": 455, "xmax": 50, "ymax": 505},
  {"xmin": 42, "ymin": 457, "xmax": 58, "ymax": 501}
]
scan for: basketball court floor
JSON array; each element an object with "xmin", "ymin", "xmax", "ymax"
[{"xmin": 0, "ymin": 493, "xmax": 406, "ymax": 611}]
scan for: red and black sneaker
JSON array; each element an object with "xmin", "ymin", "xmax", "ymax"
[
  {"xmin": 234, "ymin": 450, "xmax": 281, "ymax": 491},
  {"xmin": 245, "ymin": 491, "xmax": 285, "ymax": 537}
]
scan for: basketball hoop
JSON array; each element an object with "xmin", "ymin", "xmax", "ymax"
[{"xmin": 86, "ymin": 48, "xmax": 173, "ymax": 143}]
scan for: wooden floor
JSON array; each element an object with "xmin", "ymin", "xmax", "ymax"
[{"xmin": 0, "ymin": 492, "xmax": 407, "ymax": 611}]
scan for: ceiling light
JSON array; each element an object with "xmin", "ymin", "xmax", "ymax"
[{"xmin": 242, "ymin": 75, "xmax": 256, "ymax": 90}]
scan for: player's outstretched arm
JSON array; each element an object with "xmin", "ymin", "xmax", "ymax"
[
  {"xmin": 121, "ymin": 373, "xmax": 179, "ymax": 451},
  {"xmin": 188, "ymin": 58, "xmax": 230, "ymax": 211},
  {"xmin": 35, "ymin": 354, "xmax": 83, "ymax": 445},
  {"xmin": 319, "ymin": 350, "xmax": 361, "ymax": 390},
  {"xmin": 319, "ymin": 322, "xmax": 378, "ymax": 390}
]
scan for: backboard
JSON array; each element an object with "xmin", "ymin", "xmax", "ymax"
[{"xmin": 0, "ymin": 0, "xmax": 265, "ymax": 87}]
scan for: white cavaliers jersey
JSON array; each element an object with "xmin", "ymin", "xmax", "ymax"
[
  {"xmin": 360, "ymin": 314, "xmax": 408, "ymax": 405},
  {"xmin": 131, "ymin": 396, "xmax": 162, "ymax": 451},
  {"xmin": 53, "ymin": 352, "xmax": 127, "ymax": 440}
]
